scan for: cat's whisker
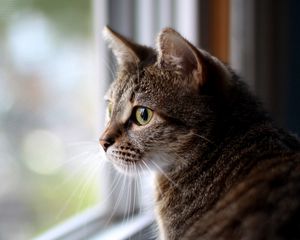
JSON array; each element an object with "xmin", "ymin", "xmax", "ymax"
[
  {"xmin": 141, "ymin": 159, "xmax": 166, "ymax": 201},
  {"xmin": 128, "ymin": 175, "xmax": 136, "ymax": 223},
  {"xmin": 53, "ymin": 153, "xmax": 105, "ymax": 224},
  {"xmin": 130, "ymin": 165, "xmax": 137, "ymax": 222},
  {"xmin": 54, "ymin": 161, "xmax": 98, "ymax": 222},
  {"xmin": 55, "ymin": 149, "xmax": 99, "ymax": 170},
  {"xmin": 172, "ymin": 152, "xmax": 190, "ymax": 167},
  {"xmin": 53, "ymin": 157, "xmax": 91, "ymax": 193},
  {"xmin": 136, "ymin": 171, "xmax": 144, "ymax": 220},
  {"xmin": 143, "ymin": 160, "xmax": 163, "ymax": 198},
  {"xmin": 190, "ymin": 132, "xmax": 215, "ymax": 145},
  {"xmin": 123, "ymin": 175, "xmax": 132, "ymax": 224},
  {"xmin": 141, "ymin": 159, "xmax": 151, "ymax": 173},
  {"xmin": 137, "ymin": 167, "xmax": 146, "ymax": 214},
  {"xmin": 53, "ymin": 151, "xmax": 103, "ymax": 192},
  {"xmin": 124, "ymin": 166, "xmax": 134, "ymax": 223},
  {"xmin": 104, "ymin": 169, "xmax": 129, "ymax": 226},
  {"xmin": 151, "ymin": 161, "xmax": 180, "ymax": 190},
  {"xmin": 75, "ymin": 161, "xmax": 102, "ymax": 212},
  {"xmin": 76, "ymin": 182, "xmax": 94, "ymax": 223},
  {"xmin": 100, "ymin": 166, "xmax": 123, "ymax": 206}
]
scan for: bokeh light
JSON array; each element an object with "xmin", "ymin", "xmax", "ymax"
[{"xmin": 22, "ymin": 130, "xmax": 65, "ymax": 175}]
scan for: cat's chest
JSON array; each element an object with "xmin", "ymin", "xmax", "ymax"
[{"xmin": 154, "ymin": 171, "xmax": 225, "ymax": 239}]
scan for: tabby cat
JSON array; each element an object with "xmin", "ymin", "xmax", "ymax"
[{"xmin": 100, "ymin": 26, "xmax": 300, "ymax": 240}]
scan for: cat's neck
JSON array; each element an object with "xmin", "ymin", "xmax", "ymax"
[
  {"xmin": 155, "ymin": 124, "xmax": 297, "ymax": 240},
  {"xmin": 154, "ymin": 82, "xmax": 299, "ymax": 239}
]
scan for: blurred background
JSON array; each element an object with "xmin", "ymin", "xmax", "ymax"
[
  {"xmin": 0, "ymin": 0, "xmax": 102, "ymax": 239},
  {"xmin": 1, "ymin": 0, "xmax": 300, "ymax": 239}
]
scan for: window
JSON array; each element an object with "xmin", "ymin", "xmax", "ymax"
[
  {"xmin": 0, "ymin": 0, "xmax": 102, "ymax": 238},
  {"xmin": 2, "ymin": 0, "xmax": 299, "ymax": 239}
]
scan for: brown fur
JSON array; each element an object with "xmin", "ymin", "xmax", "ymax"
[{"xmin": 100, "ymin": 26, "xmax": 300, "ymax": 239}]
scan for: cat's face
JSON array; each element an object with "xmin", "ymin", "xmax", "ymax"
[
  {"xmin": 101, "ymin": 67, "xmax": 199, "ymax": 174},
  {"xmin": 100, "ymin": 27, "xmax": 230, "ymax": 175}
]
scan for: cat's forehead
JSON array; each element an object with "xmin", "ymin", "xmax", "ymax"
[
  {"xmin": 106, "ymin": 64, "xmax": 205, "ymax": 127},
  {"xmin": 110, "ymin": 69, "xmax": 137, "ymax": 102},
  {"xmin": 108, "ymin": 65, "xmax": 190, "ymax": 112}
]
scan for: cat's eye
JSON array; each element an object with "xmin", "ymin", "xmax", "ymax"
[{"xmin": 134, "ymin": 107, "xmax": 153, "ymax": 126}]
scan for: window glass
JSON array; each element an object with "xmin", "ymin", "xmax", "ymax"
[{"xmin": 0, "ymin": 0, "xmax": 102, "ymax": 239}]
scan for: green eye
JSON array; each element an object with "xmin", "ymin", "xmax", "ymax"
[{"xmin": 134, "ymin": 107, "xmax": 153, "ymax": 126}]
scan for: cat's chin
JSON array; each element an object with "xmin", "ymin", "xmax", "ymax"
[
  {"xmin": 112, "ymin": 163, "xmax": 139, "ymax": 176},
  {"xmin": 108, "ymin": 156, "xmax": 170, "ymax": 176},
  {"xmin": 105, "ymin": 149, "xmax": 173, "ymax": 176},
  {"xmin": 106, "ymin": 155, "xmax": 145, "ymax": 176}
]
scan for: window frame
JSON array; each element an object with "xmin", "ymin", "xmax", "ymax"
[
  {"xmin": 36, "ymin": 0, "xmax": 300, "ymax": 238},
  {"xmin": 34, "ymin": 204, "xmax": 155, "ymax": 240}
]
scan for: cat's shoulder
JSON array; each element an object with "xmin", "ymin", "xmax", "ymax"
[{"xmin": 184, "ymin": 152, "xmax": 300, "ymax": 239}]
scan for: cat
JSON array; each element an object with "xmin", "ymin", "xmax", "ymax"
[{"xmin": 100, "ymin": 26, "xmax": 300, "ymax": 240}]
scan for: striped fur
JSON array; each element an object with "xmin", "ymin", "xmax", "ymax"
[{"xmin": 102, "ymin": 27, "xmax": 300, "ymax": 239}]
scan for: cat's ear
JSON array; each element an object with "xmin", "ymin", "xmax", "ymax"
[
  {"xmin": 156, "ymin": 28, "xmax": 205, "ymax": 86},
  {"xmin": 103, "ymin": 26, "xmax": 152, "ymax": 67},
  {"xmin": 157, "ymin": 28, "xmax": 231, "ymax": 89}
]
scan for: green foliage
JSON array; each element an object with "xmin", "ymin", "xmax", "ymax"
[
  {"xmin": 28, "ymin": 170, "xmax": 100, "ymax": 237},
  {"xmin": 0, "ymin": 0, "xmax": 92, "ymax": 37},
  {"xmin": 0, "ymin": 0, "xmax": 97, "ymax": 237}
]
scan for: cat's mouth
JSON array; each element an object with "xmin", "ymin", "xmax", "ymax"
[
  {"xmin": 105, "ymin": 146, "xmax": 174, "ymax": 175},
  {"xmin": 106, "ymin": 147, "xmax": 144, "ymax": 174}
]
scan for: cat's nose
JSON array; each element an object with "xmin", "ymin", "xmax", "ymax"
[{"xmin": 99, "ymin": 137, "xmax": 115, "ymax": 152}]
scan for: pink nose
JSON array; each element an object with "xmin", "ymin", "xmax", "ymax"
[{"xmin": 99, "ymin": 137, "xmax": 115, "ymax": 152}]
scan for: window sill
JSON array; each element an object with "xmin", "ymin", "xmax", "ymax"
[
  {"xmin": 90, "ymin": 212, "xmax": 155, "ymax": 240},
  {"xmin": 34, "ymin": 204, "xmax": 155, "ymax": 240}
]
